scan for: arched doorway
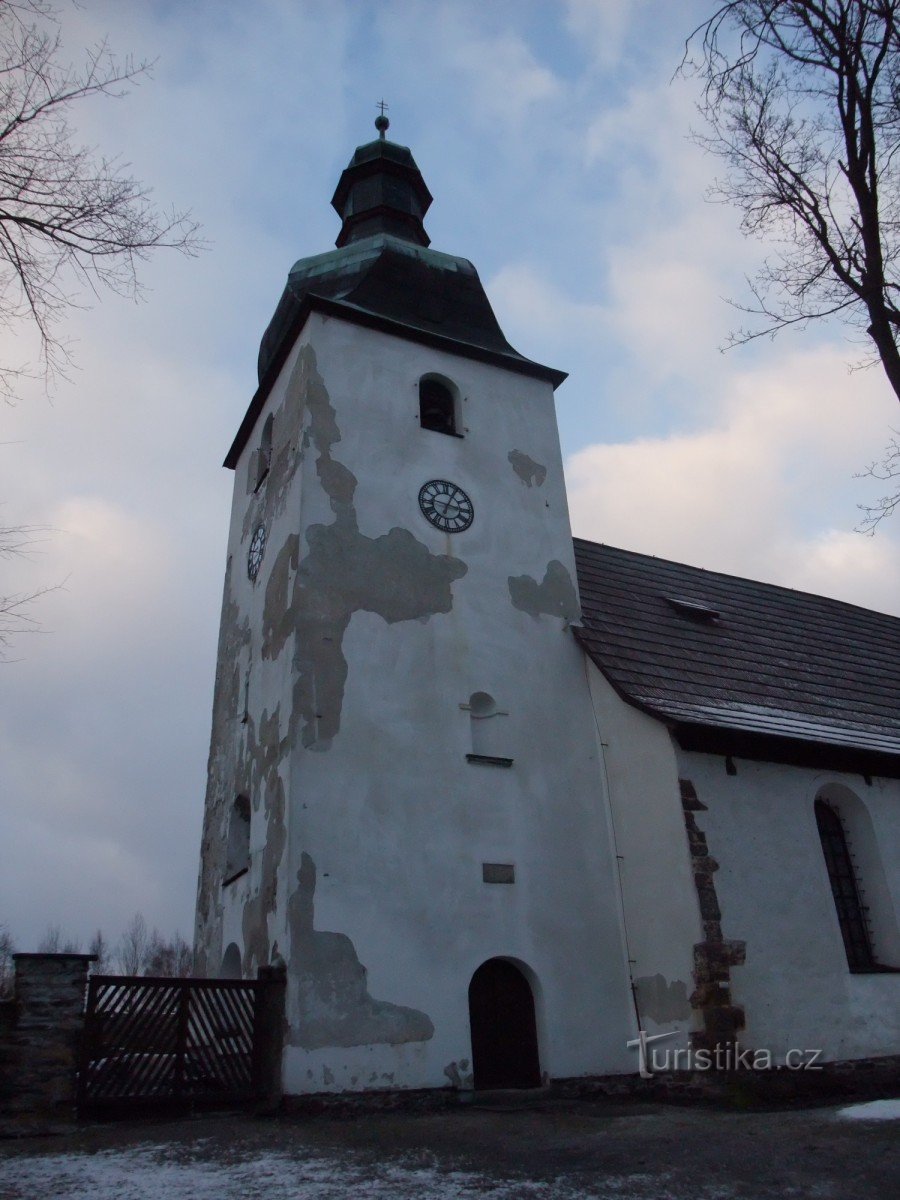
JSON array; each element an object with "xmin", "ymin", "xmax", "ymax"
[{"xmin": 468, "ymin": 958, "xmax": 541, "ymax": 1089}]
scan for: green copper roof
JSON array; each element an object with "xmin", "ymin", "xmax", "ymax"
[
  {"xmin": 330, "ymin": 136, "xmax": 432, "ymax": 248},
  {"xmin": 257, "ymin": 232, "xmax": 559, "ymax": 386}
]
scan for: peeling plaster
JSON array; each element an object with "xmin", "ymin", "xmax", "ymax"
[
  {"xmin": 194, "ymin": 558, "xmax": 250, "ymax": 974},
  {"xmin": 241, "ymin": 357, "xmax": 309, "ymax": 542},
  {"xmin": 634, "ymin": 974, "xmax": 691, "ymax": 1023},
  {"xmin": 444, "ymin": 1059, "xmax": 474, "ymax": 1089},
  {"xmin": 198, "ymin": 342, "xmax": 469, "ymax": 978},
  {"xmin": 508, "ymin": 559, "xmax": 580, "ymax": 622},
  {"xmin": 261, "ymin": 344, "xmax": 467, "ymax": 750},
  {"xmin": 287, "ymin": 852, "xmax": 434, "ymax": 1049},
  {"xmin": 240, "ymin": 707, "xmax": 288, "ymax": 975},
  {"xmin": 508, "ymin": 449, "xmax": 547, "ymax": 488}
]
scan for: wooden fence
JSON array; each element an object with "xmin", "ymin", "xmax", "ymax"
[{"xmin": 77, "ymin": 970, "xmax": 284, "ymax": 1113}]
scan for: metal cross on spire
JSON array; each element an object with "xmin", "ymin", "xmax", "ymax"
[{"xmin": 375, "ymin": 99, "xmax": 390, "ymax": 139}]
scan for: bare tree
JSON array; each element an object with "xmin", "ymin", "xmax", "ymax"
[
  {"xmin": 686, "ymin": 3, "xmax": 900, "ymax": 396},
  {"xmin": 88, "ymin": 927, "xmax": 111, "ymax": 973},
  {"xmin": 37, "ymin": 922, "xmax": 81, "ymax": 952},
  {"xmin": 0, "ymin": 923, "xmax": 14, "ymax": 998},
  {"xmin": 0, "ymin": 0, "xmax": 200, "ymax": 650},
  {"xmin": 116, "ymin": 911, "xmax": 147, "ymax": 975},
  {"xmin": 144, "ymin": 929, "xmax": 193, "ymax": 978},
  {"xmin": 0, "ymin": 0, "xmax": 200, "ymax": 392}
]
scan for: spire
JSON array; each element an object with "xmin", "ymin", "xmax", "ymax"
[{"xmin": 330, "ymin": 111, "xmax": 433, "ymax": 248}]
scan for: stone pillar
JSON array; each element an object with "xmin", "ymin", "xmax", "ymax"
[
  {"xmin": 253, "ymin": 962, "xmax": 287, "ymax": 1114},
  {"xmin": 0, "ymin": 953, "xmax": 95, "ymax": 1128}
]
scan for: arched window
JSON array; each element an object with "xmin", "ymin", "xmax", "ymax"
[
  {"xmin": 815, "ymin": 798, "xmax": 875, "ymax": 972},
  {"xmin": 224, "ymin": 795, "xmax": 251, "ymax": 885},
  {"xmin": 255, "ymin": 413, "xmax": 274, "ymax": 490},
  {"xmin": 419, "ymin": 376, "xmax": 459, "ymax": 436},
  {"xmin": 814, "ymin": 785, "xmax": 899, "ymax": 971},
  {"xmin": 219, "ymin": 942, "xmax": 242, "ymax": 979}
]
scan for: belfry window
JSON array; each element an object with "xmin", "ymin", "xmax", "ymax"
[
  {"xmin": 419, "ymin": 376, "xmax": 459, "ymax": 436},
  {"xmin": 815, "ymin": 798, "xmax": 876, "ymax": 972}
]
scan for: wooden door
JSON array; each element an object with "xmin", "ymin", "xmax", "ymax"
[{"xmin": 468, "ymin": 959, "xmax": 541, "ymax": 1089}]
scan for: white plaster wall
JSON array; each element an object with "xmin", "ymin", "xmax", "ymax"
[
  {"xmin": 221, "ymin": 313, "xmax": 636, "ymax": 1093},
  {"xmin": 678, "ymin": 750, "xmax": 900, "ymax": 1062},
  {"xmin": 584, "ymin": 664, "xmax": 701, "ymax": 1049}
]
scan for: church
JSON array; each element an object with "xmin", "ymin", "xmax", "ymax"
[{"xmin": 194, "ymin": 118, "xmax": 900, "ymax": 1097}]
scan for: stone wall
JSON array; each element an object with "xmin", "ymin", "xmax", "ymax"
[{"xmin": 0, "ymin": 952, "xmax": 95, "ymax": 1131}]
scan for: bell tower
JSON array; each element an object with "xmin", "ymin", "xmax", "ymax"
[{"xmin": 196, "ymin": 118, "xmax": 634, "ymax": 1094}]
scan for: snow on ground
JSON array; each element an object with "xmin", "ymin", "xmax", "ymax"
[
  {"xmin": 0, "ymin": 1141, "xmax": 713, "ymax": 1200},
  {"xmin": 835, "ymin": 1098, "xmax": 900, "ymax": 1121}
]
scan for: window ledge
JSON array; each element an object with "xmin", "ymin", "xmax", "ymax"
[
  {"xmin": 850, "ymin": 965, "xmax": 900, "ymax": 975},
  {"xmin": 223, "ymin": 866, "xmax": 249, "ymax": 887},
  {"xmin": 421, "ymin": 426, "xmax": 465, "ymax": 438},
  {"xmin": 466, "ymin": 753, "xmax": 513, "ymax": 768}
]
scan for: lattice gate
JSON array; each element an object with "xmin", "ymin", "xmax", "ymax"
[{"xmin": 78, "ymin": 975, "xmax": 274, "ymax": 1112}]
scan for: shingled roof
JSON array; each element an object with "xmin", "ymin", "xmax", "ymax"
[{"xmin": 573, "ymin": 539, "xmax": 900, "ymax": 777}]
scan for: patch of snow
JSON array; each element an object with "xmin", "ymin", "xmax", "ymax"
[
  {"xmin": 0, "ymin": 1143, "xmax": 714, "ymax": 1200},
  {"xmin": 836, "ymin": 1098, "xmax": 900, "ymax": 1121}
]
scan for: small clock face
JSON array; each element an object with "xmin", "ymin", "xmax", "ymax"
[
  {"xmin": 247, "ymin": 523, "xmax": 267, "ymax": 581},
  {"xmin": 418, "ymin": 479, "xmax": 474, "ymax": 533}
]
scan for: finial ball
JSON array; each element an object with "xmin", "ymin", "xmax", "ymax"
[{"xmin": 375, "ymin": 113, "xmax": 390, "ymax": 138}]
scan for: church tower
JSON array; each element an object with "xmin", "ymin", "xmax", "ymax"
[{"xmin": 195, "ymin": 119, "xmax": 635, "ymax": 1094}]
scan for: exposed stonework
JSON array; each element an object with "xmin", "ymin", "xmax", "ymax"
[
  {"xmin": 287, "ymin": 853, "xmax": 434, "ymax": 1050},
  {"xmin": 0, "ymin": 954, "xmax": 94, "ymax": 1128},
  {"xmin": 508, "ymin": 449, "xmax": 547, "ymax": 488},
  {"xmin": 633, "ymin": 974, "xmax": 691, "ymax": 1023},
  {"xmin": 679, "ymin": 779, "xmax": 746, "ymax": 1053},
  {"xmin": 508, "ymin": 559, "xmax": 580, "ymax": 622}
]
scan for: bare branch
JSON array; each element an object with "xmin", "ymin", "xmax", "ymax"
[
  {"xmin": 0, "ymin": 515, "xmax": 57, "ymax": 656},
  {"xmin": 856, "ymin": 429, "xmax": 900, "ymax": 531},
  {"xmin": 0, "ymin": 1, "xmax": 202, "ymax": 394},
  {"xmin": 684, "ymin": 2, "xmax": 900, "ymax": 409}
]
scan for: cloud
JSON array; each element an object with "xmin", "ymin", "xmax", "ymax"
[
  {"xmin": 489, "ymin": 262, "xmax": 608, "ymax": 347},
  {"xmin": 435, "ymin": 8, "xmax": 562, "ymax": 126},
  {"xmin": 564, "ymin": 0, "xmax": 633, "ymax": 69},
  {"xmin": 566, "ymin": 344, "xmax": 900, "ymax": 616}
]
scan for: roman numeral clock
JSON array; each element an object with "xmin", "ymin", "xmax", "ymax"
[{"xmin": 418, "ymin": 479, "xmax": 474, "ymax": 533}]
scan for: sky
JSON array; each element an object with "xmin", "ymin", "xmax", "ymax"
[{"xmin": 2, "ymin": 0, "xmax": 899, "ymax": 954}]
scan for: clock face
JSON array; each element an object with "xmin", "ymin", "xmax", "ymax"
[
  {"xmin": 247, "ymin": 523, "xmax": 267, "ymax": 581},
  {"xmin": 418, "ymin": 479, "xmax": 474, "ymax": 533}
]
